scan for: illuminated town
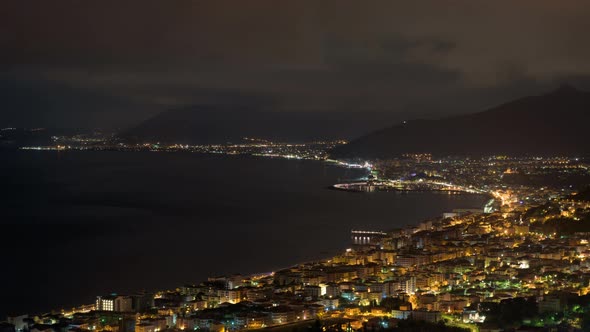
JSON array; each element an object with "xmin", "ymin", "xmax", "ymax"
[
  {"xmin": 5, "ymin": 138, "xmax": 590, "ymax": 332},
  {"xmin": 16, "ymin": 132, "xmax": 347, "ymax": 162},
  {"xmin": 4, "ymin": 2, "xmax": 590, "ymax": 331}
]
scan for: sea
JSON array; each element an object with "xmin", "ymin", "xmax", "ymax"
[{"xmin": 0, "ymin": 150, "xmax": 489, "ymax": 318}]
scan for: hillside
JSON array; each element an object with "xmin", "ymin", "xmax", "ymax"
[
  {"xmin": 120, "ymin": 107, "xmax": 402, "ymax": 144},
  {"xmin": 330, "ymin": 84, "xmax": 590, "ymax": 158}
]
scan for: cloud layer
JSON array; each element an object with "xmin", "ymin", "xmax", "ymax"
[{"xmin": 2, "ymin": 1, "xmax": 590, "ymax": 128}]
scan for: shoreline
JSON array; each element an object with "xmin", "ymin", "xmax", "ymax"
[{"xmin": 1, "ymin": 149, "xmax": 494, "ymax": 318}]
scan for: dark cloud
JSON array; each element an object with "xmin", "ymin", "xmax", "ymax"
[{"xmin": 2, "ymin": 1, "xmax": 590, "ymax": 128}]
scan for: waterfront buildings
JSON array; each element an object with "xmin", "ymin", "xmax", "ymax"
[{"xmin": 3, "ymin": 154, "xmax": 590, "ymax": 331}]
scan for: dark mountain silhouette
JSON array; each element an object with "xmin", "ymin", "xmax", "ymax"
[
  {"xmin": 331, "ymin": 84, "xmax": 590, "ymax": 158},
  {"xmin": 120, "ymin": 107, "xmax": 404, "ymax": 143}
]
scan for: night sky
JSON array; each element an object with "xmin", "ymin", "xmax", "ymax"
[{"xmin": 3, "ymin": 1, "xmax": 590, "ymax": 131}]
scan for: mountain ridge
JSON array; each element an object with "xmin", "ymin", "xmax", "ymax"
[
  {"xmin": 330, "ymin": 85, "xmax": 590, "ymax": 158},
  {"xmin": 119, "ymin": 106, "xmax": 407, "ymax": 144}
]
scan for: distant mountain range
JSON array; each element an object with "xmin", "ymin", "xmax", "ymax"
[
  {"xmin": 330, "ymin": 84, "xmax": 590, "ymax": 158},
  {"xmin": 120, "ymin": 107, "xmax": 404, "ymax": 144},
  {"xmin": 120, "ymin": 84, "xmax": 589, "ymax": 157}
]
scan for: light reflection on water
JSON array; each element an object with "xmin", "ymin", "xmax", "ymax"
[{"xmin": 0, "ymin": 150, "xmax": 488, "ymax": 316}]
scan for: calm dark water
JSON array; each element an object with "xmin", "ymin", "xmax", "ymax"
[{"xmin": 0, "ymin": 150, "xmax": 488, "ymax": 317}]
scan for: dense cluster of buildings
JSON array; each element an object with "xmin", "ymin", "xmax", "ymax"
[
  {"xmin": 5, "ymin": 190, "xmax": 590, "ymax": 331},
  {"xmin": 2, "ymin": 153, "xmax": 590, "ymax": 331}
]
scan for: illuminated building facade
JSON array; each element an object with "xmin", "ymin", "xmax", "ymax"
[{"xmin": 96, "ymin": 296, "xmax": 115, "ymax": 311}]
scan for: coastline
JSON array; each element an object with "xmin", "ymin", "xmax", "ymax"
[{"xmin": 1, "ymin": 150, "xmax": 491, "ymax": 318}]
